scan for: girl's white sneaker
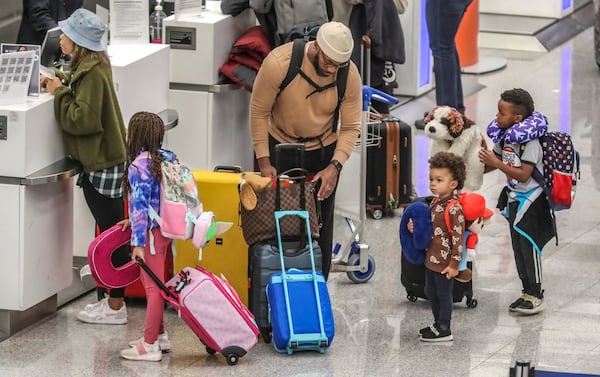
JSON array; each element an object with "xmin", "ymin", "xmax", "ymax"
[
  {"xmin": 121, "ymin": 340, "xmax": 162, "ymax": 362},
  {"xmin": 128, "ymin": 331, "xmax": 171, "ymax": 352}
]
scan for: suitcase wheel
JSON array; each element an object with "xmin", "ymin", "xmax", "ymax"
[
  {"xmin": 226, "ymin": 353, "xmax": 239, "ymax": 366},
  {"xmin": 222, "ymin": 346, "xmax": 246, "ymax": 365},
  {"xmin": 260, "ymin": 328, "xmax": 272, "ymax": 343},
  {"xmin": 370, "ymin": 208, "xmax": 384, "ymax": 220},
  {"xmin": 206, "ymin": 346, "xmax": 216, "ymax": 355},
  {"xmin": 407, "ymin": 294, "xmax": 418, "ymax": 302},
  {"xmin": 466, "ymin": 297, "xmax": 478, "ymax": 308}
]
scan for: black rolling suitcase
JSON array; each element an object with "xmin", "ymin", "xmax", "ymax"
[
  {"xmin": 400, "ymin": 253, "xmax": 477, "ymax": 308},
  {"xmin": 248, "ymin": 239, "xmax": 323, "ymax": 342},
  {"xmin": 366, "ymin": 117, "xmax": 412, "ymax": 219}
]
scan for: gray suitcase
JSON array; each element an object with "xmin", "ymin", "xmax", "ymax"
[{"xmin": 248, "ymin": 239, "xmax": 322, "ymax": 342}]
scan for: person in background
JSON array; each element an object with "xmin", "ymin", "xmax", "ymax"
[
  {"xmin": 120, "ymin": 112, "xmax": 173, "ymax": 361},
  {"xmin": 17, "ymin": 0, "xmax": 83, "ymax": 45},
  {"xmin": 250, "ymin": 21, "xmax": 362, "ymax": 280},
  {"xmin": 334, "ymin": 0, "xmax": 405, "ymax": 116},
  {"xmin": 415, "ymin": 0, "xmax": 473, "ymax": 129},
  {"xmin": 407, "ymin": 152, "xmax": 466, "ymax": 342},
  {"xmin": 41, "ymin": 8, "xmax": 129, "ymax": 325},
  {"xmin": 479, "ymin": 88, "xmax": 555, "ymax": 315}
]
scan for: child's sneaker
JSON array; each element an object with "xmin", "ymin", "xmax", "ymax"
[
  {"xmin": 418, "ymin": 323, "xmax": 437, "ymax": 336},
  {"xmin": 83, "ymin": 299, "xmax": 104, "ymax": 312},
  {"xmin": 509, "ymin": 294, "xmax": 527, "ymax": 312},
  {"xmin": 128, "ymin": 331, "xmax": 171, "ymax": 352},
  {"xmin": 419, "ymin": 324, "xmax": 453, "ymax": 342},
  {"xmin": 513, "ymin": 294, "xmax": 545, "ymax": 315},
  {"xmin": 454, "ymin": 268, "xmax": 472, "ymax": 283},
  {"xmin": 77, "ymin": 297, "xmax": 127, "ymax": 324},
  {"xmin": 121, "ymin": 340, "xmax": 162, "ymax": 362}
]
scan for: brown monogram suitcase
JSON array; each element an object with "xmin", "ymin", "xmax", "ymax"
[{"xmin": 240, "ymin": 169, "xmax": 320, "ymax": 246}]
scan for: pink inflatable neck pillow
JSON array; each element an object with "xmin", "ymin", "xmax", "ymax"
[{"xmin": 88, "ymin": 224, "xmax": 140, "ymax": 288}]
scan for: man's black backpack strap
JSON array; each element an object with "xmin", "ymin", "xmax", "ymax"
[
  {"xmin": 279, "ymin": 38, "xmax": 350, "ymax": 133},
  {"xmin": 279, "ymin": 38, "xmax": 306, "ymax": 92}
]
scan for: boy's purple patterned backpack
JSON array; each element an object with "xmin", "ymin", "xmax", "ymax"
[{"xmin": 532, "ymin": 131, "xmax": 580, "ymax": 211}]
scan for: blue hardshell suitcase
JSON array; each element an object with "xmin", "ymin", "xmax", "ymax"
[
  {"xmin": 267, "ymin": 210, "xmax": 334, "ymax": 354},
  {"xmin": 248, "ymin": 239, "xmax": 323, "ymax": 343}
]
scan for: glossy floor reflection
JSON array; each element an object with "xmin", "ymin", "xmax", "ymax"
[{"xmin": 1, "ymin": 29, "xmax": 600, "ymax": 377}]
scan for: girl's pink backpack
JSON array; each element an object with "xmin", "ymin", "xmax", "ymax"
[
  {"xmin": 133, "ymin": 152, "xmax": 232, "ymax": 254},
  {"xmin": 88, "ymin": 225, "xmax": 140, "ymax": 288}
]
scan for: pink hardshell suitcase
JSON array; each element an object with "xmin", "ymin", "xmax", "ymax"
[{"xmin": 136, "ymin": 258, "xmax": 259, "ymax": 365}]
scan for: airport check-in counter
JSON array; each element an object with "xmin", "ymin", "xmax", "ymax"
[
  {"xmin": 163, "ymin": 1, "xmax": 256, "ymax": 171},
  {"xmin": 0, "ymin": 94, "xmax": 81, "ymax": 341},
  {"xmin": 0, "ymin": 12, "xmax": 178, "ymax": 344}
]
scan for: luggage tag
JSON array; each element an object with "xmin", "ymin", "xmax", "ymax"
[{"xmin": 272, "ymin": 175, "xmax": 294, "ymax": 188}]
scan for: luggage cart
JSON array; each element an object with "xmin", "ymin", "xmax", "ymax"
[{"xmin": 331, "ymin": 86, "xmax": 398, "ymax": 283}]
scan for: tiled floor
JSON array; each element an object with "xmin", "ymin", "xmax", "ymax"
[{"xmin": 1, "ymin": 28, "xmax": 600, "ymax": 377}]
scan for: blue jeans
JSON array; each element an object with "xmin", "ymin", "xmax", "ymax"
[{"xmin": 426, "ymin": 0, "xmax": 473, "ymax": 113}]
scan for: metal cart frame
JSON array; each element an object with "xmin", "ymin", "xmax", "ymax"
[{"xmin": 331, "ymin": 86, "xmax": 399, "ymax": 283}]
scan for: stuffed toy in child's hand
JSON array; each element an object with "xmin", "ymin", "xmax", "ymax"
[
  {"xmin": 399, "ymin": 201, "xmax": 433, "ymax": 265},
  {"xmin": 424, "ymin": 106, "xmax": 484, "ymax": 191}
]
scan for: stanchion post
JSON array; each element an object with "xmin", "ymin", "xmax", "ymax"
[{"xmin": 509, "ymin": 359, "xmax": 536, "ymax": 377}]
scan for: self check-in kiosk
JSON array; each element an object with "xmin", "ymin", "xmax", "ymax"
[{"xmin": 162, "ymin": 1, "xmax": 255, "ymax": 171}]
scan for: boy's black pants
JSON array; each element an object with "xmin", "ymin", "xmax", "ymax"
[{"xmin": 424, "ymin": 268, "xmax": 454, "ymax": 329}]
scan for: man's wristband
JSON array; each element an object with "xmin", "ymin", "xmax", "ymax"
[{"xmin": 330, "ymin": 159, "xmax": 343, "ymax": 173}]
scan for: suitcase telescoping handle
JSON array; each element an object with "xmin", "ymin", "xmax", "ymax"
[
  {"xmin": 274, "ymin": 210, "xmax": 328, "ymax": 349},
  {"xmin": 135, "ymin": 256, "xmax": 177, "ymax": 299},
  {"xmin": 274, "ymin": 210, "xmax": 318, "ymax": 275}
]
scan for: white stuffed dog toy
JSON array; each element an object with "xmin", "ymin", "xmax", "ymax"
[{"xmin": 424, "ymin": 106, "xmax": 484, "ymax": 191}]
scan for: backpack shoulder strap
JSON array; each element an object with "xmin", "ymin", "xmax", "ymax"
[
  {"xmin": 279, "ymin": 38, "xmax": 306, "ymax": 92},
  {"xmin": 444, "ymin": 199, "xmax": 459, "ymax": 232},
  {"xmin": 505, "ymin": 140, "xmax": 545, "ymax": 187},
  {"xmin": 279, "ymin": 37, "xmax": 349, "ymax": 134},
  {"xmin": 522, "ymin": 139, "xmax": 546, "ymax": 189}
]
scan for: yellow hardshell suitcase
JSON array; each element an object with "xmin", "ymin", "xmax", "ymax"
[{"xmin": 173, "ymin": 167, "xmax": 248, "ymax": 304}]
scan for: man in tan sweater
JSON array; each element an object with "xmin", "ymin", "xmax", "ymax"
[{"xmin": 250, "ymin": 21, "xmax": 362, "ymax": 279}]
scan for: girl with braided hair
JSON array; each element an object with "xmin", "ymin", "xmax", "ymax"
[{"xmin": 119, "ymin": 111, "xmax": 175, "ymax": 361}]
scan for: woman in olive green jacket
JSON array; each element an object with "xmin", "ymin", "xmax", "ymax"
[{"xmin": 42, "ymin": 8, "xmax": 130, "ymax": 326}]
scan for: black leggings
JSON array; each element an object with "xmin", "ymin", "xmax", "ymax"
[
  {"xmin": 269, "ymin": 136, "xmax": 337, "ymax": 280},
  {"xmin": 80, "ymin": 174, "xmax": 129, "ymax": 299}
]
